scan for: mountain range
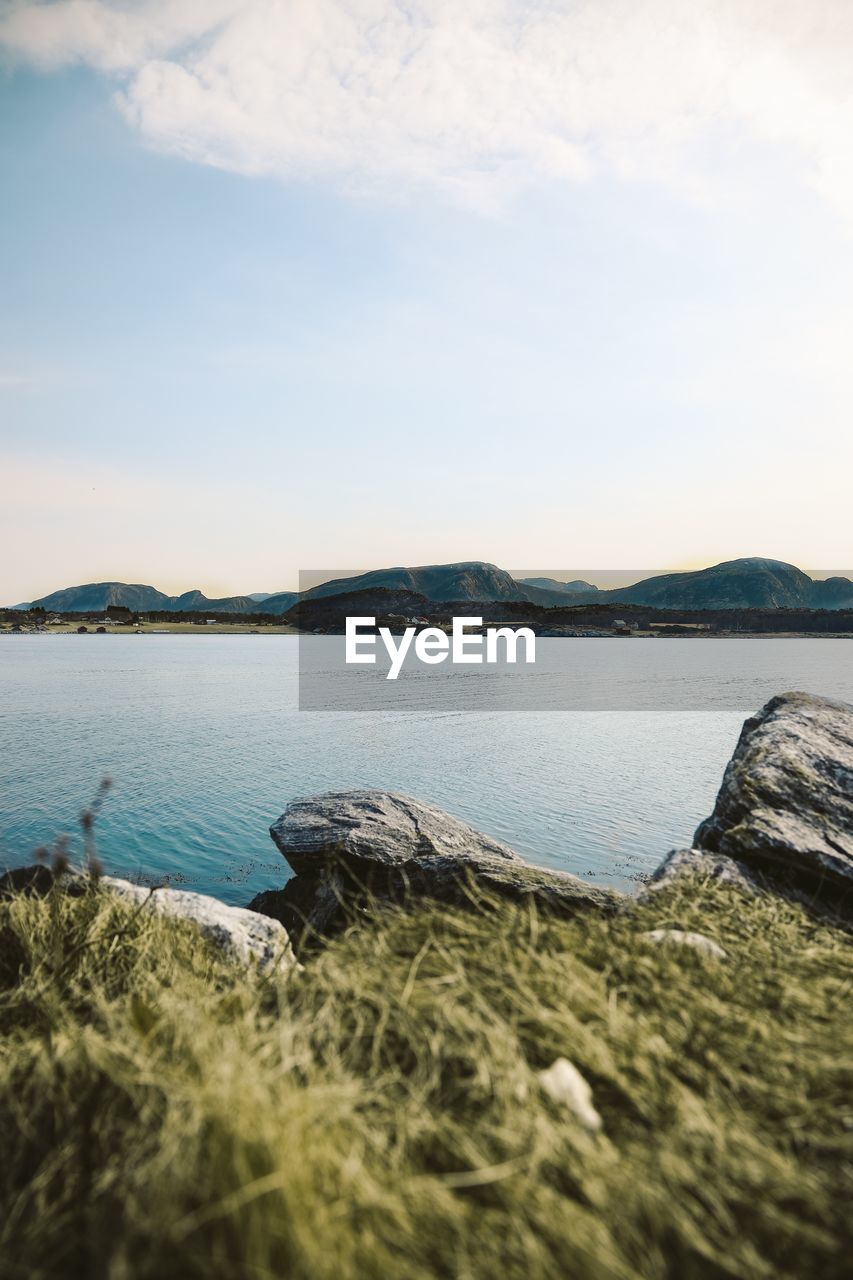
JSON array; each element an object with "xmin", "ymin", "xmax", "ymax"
[
  {"xmin": 11, "ymin": 558, "xmax": 853, "ymax": 615},
  {"xmin": 16, "ymin": 583, "xmax": 263, "ymax": 615}
]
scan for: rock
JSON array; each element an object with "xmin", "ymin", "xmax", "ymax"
[
  {"xmin": 270, "ymin": 791, "xmax": 521, "ymax": 874},
  {"xmin": 641, "ymin": 928, "xmax": 727, "ymax": 961},
  {"xmin": 252, "ymin": 852, "xmax": 620, "ymax": 949},
  {"xmin": 537, "ymin": 1058, "xmax": 602, "ymax": 1132},
  {"xmin": 259, "ymin": 791, "xmax": 621, "ymax": 947},
  {"xmin": 102, "ymin": 878, "xmax": 298, "ymax": 972},
  {"xmin": 693, "ymin": 692, "xmax": 853, "ymax": 895},
  {"xmin": 0, "ymin": 864, "xmax": 57, "ymax": 898},
  {"xmin": 0, "ymin": 923, "xmax": 28, "ymax": 988},
  {"xmin": 442, "ymin": 856, "xmax": 621, "ymax": 914},
  {"xmin": 249, "ymin": 876, "xmax": 345, "ymax": 948},
  {"xmin": 644, "ymin": 848, "xmax": 759, "ymax": 896},
  {"xmin": 0, "ymin": 864, "xmax": 297, "ymax": 973}
]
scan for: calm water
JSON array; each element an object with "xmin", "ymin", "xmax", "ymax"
[{"xmin": 1, "ymin": 636, "xmax": 851, "ymax": 903}]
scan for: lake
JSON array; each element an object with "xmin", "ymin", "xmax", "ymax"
[{"xmin": 1, "ymin": 636, "xmax": 851, "ymax": 903}]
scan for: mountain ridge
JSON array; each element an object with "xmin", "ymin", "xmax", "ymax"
[
  {"xmin": 19, "ymin": 582, "xmax": 261, "ymax": 615},
  {"xmin": 10, "ymin": 558, "xmax": 853, "ymax": 615},
  {"xmin": 293, "ymin": 562, "xmax": 572, "ymax": 608},
  {"xmin": 603, "ymin": 558, "xmax": 853, "ymax": 610}
]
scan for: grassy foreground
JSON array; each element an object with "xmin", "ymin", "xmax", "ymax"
[{"xmin": 0, "ymin": 873, "xmax": 850, "ymax": 1280}]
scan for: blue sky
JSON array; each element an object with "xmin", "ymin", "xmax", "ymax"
[{"xmin": 2, "ymin": 1, "xmax": 852, "ymax": 601}]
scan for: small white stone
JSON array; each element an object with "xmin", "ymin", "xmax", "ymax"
[
  {"xmin": 642, "ymin": 928, "xmax": 727, "ymax": 961},
  {"xmin": 537, "ymin": 1058, "xmax": 602, "ymax": 1132}
]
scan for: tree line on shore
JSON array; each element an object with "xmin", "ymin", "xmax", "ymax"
[{"xmin": 5, "ymin": 591, "xmax": 853, "ymax": 634}]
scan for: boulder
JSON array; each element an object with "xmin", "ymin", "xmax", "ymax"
[
  {"xmin": 256, "ymin": 791, "xmax": 621, "ymax": 947},
  {"xmin": 693, "ymin": 692, "xmax": 853, "ymax": 895},
  {"xmin": 270, "ymin": 791, "xmax": 521, "ymax": 874},
  {"xmin": 102, "ymin": 877, "xmax": 298, "ymax": 972},
  {"xmin": 644, "ymin": 847, "xmax": 759, "ymax": 896},
  {"xmin": 250, "ymin": 876, "xmax": 345, "ymax": 948},
  {"xmin": 0, "ymin": 864, "xmax": 57, "ymax": 898},
  {"xmin": 0, "ymin": 865, "xmax": 298, "ymax": 973}
]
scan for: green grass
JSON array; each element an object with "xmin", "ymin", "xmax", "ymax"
[{"xmin": 0, "ymin": 872, "xmax": 850, "ymax": 1279}]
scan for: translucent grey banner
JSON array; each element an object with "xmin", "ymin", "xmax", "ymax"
[
  {"xmin": 295, "ymin": 569, "xmax": 853, "ymax": 712},
  {"xmin": 297, "ymin": 635, "xmax": 853, "ymax": 712}
]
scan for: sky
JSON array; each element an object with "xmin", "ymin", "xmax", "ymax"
[{"xmin": 1, "ymin": 0, "xmax": 853, "ymax": 602}]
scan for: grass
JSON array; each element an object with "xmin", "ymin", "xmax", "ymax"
[{"xmin": 0, "ymin": 871, "xmax": 850, "ymax": 1280}]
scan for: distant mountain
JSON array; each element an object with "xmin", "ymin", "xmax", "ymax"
[
  {"xmin": 28, "ymin": 582, "xmax": 262, "ymax": 615},
  {"xmin": 605, "ymin": 558, "xmax": 850, "ymax": 610},
  {"xmin": 15, "ymin": 558, "xmax": 853, "ymax": 618},
  {"xmin": 258, "ymin": 591, "xmax": 300, "ymax": 615},
  {"xmin": 247, "ymin": 593, "xmax": 273, "ymax": 603},
  {"xmin": 810, "ymin": 576, "xmax": 853, "ymax": 609},
  {"xmin": 298, "ymin": 563, "xmax": 571, "ymax": 607},
  {"xmin": 30, "ymin": 583, "xmax": 175, "ymax": 613},
  {"xmin": 13, "ymin": 566, "xmax": 580, "ymax": 615},
  {"xmin": 173, "ymin": 589, "xmax": 261, "ymax": 613},
  {"xmin": 518, "ymin": 577, "xmax": 599, "ymax": 595}
]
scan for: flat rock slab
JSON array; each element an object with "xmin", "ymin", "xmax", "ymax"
[
  {"xmin": 103, "ymin": 877, "xmax": 298, "ymax": 972},
  {"xmin": 270, "ymin": 791, "xmax": 521, "ymax": 874},
  {"xmin": 694, "ymin": 692, "xmax": 853, "ymax": 894},
  {"xmin": 0, "ymin": 865, "xmax": 298, "ymax": 973}
]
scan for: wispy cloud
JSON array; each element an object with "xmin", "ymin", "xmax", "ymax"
[{"xmin": 2, "ymin": 1, "xmax": 853, "ymax": 216}]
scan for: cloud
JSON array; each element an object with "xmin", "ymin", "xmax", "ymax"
[{"xmin": 2, "ymin": 0, "xmax": 853, "ymax": 215}]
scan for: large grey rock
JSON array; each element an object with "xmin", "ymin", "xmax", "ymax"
[
  {"xmin": 270, "ymin": 791, "xmax": 521, "ymax": 874},
  {"xmin": 259, "ymin": 791, "xmax": 621, "ymax": 947},
  {"xmin": 693, "ymin": 692, "xmax": 853, "ymax": 894}
]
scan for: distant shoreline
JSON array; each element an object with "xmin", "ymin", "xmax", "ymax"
[
  {"xmin": 0, "ymin": 622, "xmax": 301, "ymax": 636},
  {"xmin": 2, "ymin": 627, "xmax": 851, "ymax": 640}
]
